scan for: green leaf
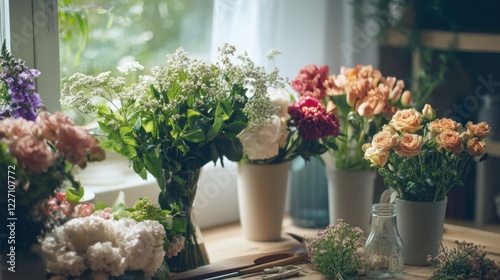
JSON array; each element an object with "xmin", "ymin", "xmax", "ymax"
[
  {"xmin": 207, "ymin": 117, "xmax": 222, "ymax": 141},
  {"xmin": 182, "ymin": 129, "xmax": 205, "ymax": 143},
  {"xmin": 226, "ymin": 121, "xmax": 247, "ymax": 133},
  {"xmin": 119, "ymin": 125, "xmax": 132, "ymax": 137},
  {"xmin": 97, "ymin": 104, "xmax": 112, "ymax": 116},
  {"xmin": 187, "ymin": 109, "xmax": 201, "ymax": 127},
  {"xmin": 220, "ymin": 100, "xmax": 234, "ymax": 120},
  {"xmin": 172, "ymin": 217, "xmax": 187, "ymax": 233},
  {"xmin": 94, "ymin": 201, "xmax": 108, "ymax": 211},
  {"xmin": 143, "ymin": 120, "xmax": 154, "ymax": 133},
  {"xmin": 120, "ymin": 145, "xmax": 137, "ymax": 158},
  {"xmin": 98, "ymin": 121, "xmax": 114, "ymax": 133},
  {"xmin": 66, "ymin": 186, "xmax": 85, "ymax": 202},
  {"xmin": 122, "ymin": 136, "xmax": 137, "ymax": 146},
  {"xmin": 143, "ymin": 150, "xmax": 163, "ymax": 182}
]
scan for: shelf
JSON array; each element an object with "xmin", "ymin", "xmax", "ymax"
[{"xmin": 383, "ymin": 29, "xmax": 500, "ymax": 53}]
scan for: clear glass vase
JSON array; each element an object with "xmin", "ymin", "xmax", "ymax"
[
  {"xmin": 364, "ymin": 203, "xmax": 404, "ymax": 278},
  {"xmin": 158, "ymin": 169, "xmax": 210, "ymax": 272},
  {"xmin": 289, "ymin": 157, "xmax": 329, "ymax": 228}
]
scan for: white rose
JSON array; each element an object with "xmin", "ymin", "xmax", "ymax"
[
  {"xmin": 269, "ymin": 88, "xmax": 291, "ymax": 120},
  {"xmin": 237, "ymin": 115, "xmax": 284, "ymax": 160}
]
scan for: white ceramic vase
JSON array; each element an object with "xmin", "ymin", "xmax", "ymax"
[
  {"xmin": 237, "ymin": 162, "xmax": 291, "ymax": 241},
  {"xmin": 396, "ymin": 197, "xmax": 448, "ymax": 265},
  {"xmin": 325, "ymin": 169, "xmax": 376, "ymax": 233}
]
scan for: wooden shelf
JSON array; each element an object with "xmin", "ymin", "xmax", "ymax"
[{"xmin": 383, "ymin": 29, "xmax": 500, "ymax": 53}]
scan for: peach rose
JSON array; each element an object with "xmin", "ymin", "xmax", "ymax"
[
  {"xmin": 395, "ymin": 133, "xmax": 424, "ymax": 157},
  {"xmin": 422, "ymin": 104, "xmax": 435, "ymax": 121},
  {"xmin": 400, "ymin": 90, "xmax": 412, "ymax": 108},
  {"xmin": 371, "ymin": 130, "xmax": 399, "ymax": 151},
  {"xmin": 428, "ymin": 118, "xmax": 461, "ymax": 133},
  {"xmin": 436, "ymin": 130, "xmax": 464, "ymax": 154},
  {"xmin": 389, "ymin": 108, "xmax": 423, "ymax": 133},
  {"xmin": 466, "ymin": 138, "xmax": 486, "ymax": 156},
  {"xmin": 9, "ymin": 135, "xmax": 57, "ymax": 173},
  {"xmin": 466, "ymin": 121, "xmax": 491, "ymax": 138},
  {"xmin": 364, "ymin": 146, "xmax": 389, "ymax": 166},
  {"xmin": 382, "ymin": 124, "xmax": 397, "ymax": 135}
]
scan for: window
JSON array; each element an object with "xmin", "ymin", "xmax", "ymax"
[{"xmin": 0, "ymin": 0, "xmax": 9, "ymax": 44}]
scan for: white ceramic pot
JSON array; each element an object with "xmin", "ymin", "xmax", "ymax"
[
  {"xmin": 396, "ymin": 197, "xmax": 448, "ymax": 266},
  {"xmin": 325, "ymin": 169, "xmax": 376, "ymax": 233},
  {"xmin": 237, "ymin": 162, "xmax": 291, "ymax": 241}
]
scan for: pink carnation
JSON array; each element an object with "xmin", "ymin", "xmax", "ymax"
[
  {"xmin": 290, "ymin": 65, "xmax": 329, "ymax": 100},
  {"xmin": 288, "ymin": 96, "xmax": 340, "ymax": 141},
  {"xmin": 8, "ymin": 135, "xmax": 57, "ymax": 173},
  {"xmin": 72, "ymin": 203, "xmax": 95, "ymax": 218}
]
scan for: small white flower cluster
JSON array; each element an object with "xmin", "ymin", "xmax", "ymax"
[
  {"xmin": 42, "ymin": 216, "xmax": 166, "ymax": 279},
  {"xmin": 61, "ymin": 43, "xmax": 284, "ymax": 127}
]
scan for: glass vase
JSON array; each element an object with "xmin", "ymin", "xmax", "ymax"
[
  {"xmin": 289, "ymin": 157, "xmax": 329, "ymax": 228},
  {"xmin": 364, "ymin": 203, "xmax": 404, "ymax": 278},
  {"xmin": 158, "ymin": 169, "xmax": 210, "ymax": 272}
]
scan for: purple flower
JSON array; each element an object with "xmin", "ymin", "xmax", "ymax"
[{"xmin": 1, "ymin": 44, "xmax": 45, "ymax": 120}]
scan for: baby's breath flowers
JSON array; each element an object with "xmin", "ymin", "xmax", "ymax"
[
  {"xmin": 428, "ymin": 240, "xmax": 500, "ymax": 280},
  {"xmin": 61, "ymin": 44, "xmax": 283, "ymax": 175},
  {"xmin": 306, "ymin": 220, "xmax": 365, "ymax": 280}
]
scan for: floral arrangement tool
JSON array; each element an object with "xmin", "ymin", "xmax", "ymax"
[{"xmin": 169, "ymin": 236, "xmax": 306, "ymax": 280}]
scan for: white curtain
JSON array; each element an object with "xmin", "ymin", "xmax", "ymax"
[{"xmin": 210, "ymin": 0, "xmax": 379, "ymax": 80}]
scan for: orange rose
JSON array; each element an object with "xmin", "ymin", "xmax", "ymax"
[
  {"xmin": 389, "ymin": 108, "xmax": 423, "ymax": 133},
  {"xmin": 466, "ymin": 121, "xmax": 491, "ymax": 138},
  {"xmin": 466, "ymin": 138, "xmax": 486, "ymax": 156},
  {"xmin": 395, "ymin": 133, "xmax": 424, "ymax": 157},
  {"xmin": 364, "ymin": 146, "xmax": 389, "ymax": 166},
  {"xmin": 9, "ymin": 135, "xmax": 57, "ymax": 173},
  {"xmin": 436, "ymin": 130, "xmax": 464, "ymax": 154},
  {"xmin": 371, "ymin": 131, "xmax": 399, "ymax": 151},
  {"xmin": 428, "ymin": 118, "xmax": 461, "ymax": 133}
]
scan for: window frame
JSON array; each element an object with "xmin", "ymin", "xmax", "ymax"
[{"xmin": 6, "ymin": 0, "xmax": 60, "ymax": 112}]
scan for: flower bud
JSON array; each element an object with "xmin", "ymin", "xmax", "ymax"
[
  {"xmin": 400, "ymin": 90, "xmax": 412, "ymax": 108},
  {"xmin": 422, "ymin": 104, "xmax": 435, "ymax": 121}
]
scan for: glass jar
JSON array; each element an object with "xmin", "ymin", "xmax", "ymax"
[{"xmin": 364, "ymin": 203, "xmax": 404, "ymax": 278}]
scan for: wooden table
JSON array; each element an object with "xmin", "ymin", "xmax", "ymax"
[{"xmin": 179, "ymin": 217, "xmax": 500, "ymax": 279}]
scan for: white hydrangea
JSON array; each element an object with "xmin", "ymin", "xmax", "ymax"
[{"xmin": 42, "ymin": 216, "xmax": 166, "ymax": 279}]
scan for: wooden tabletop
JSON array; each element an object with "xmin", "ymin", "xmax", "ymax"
[{"xmin": 182, "ymin": 217, "xmax": 500, "ymax": 280}]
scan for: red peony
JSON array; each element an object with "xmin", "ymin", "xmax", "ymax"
[{"xmin": 288, "ymin": 96, "xmax": 340, "ymax": 141}]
